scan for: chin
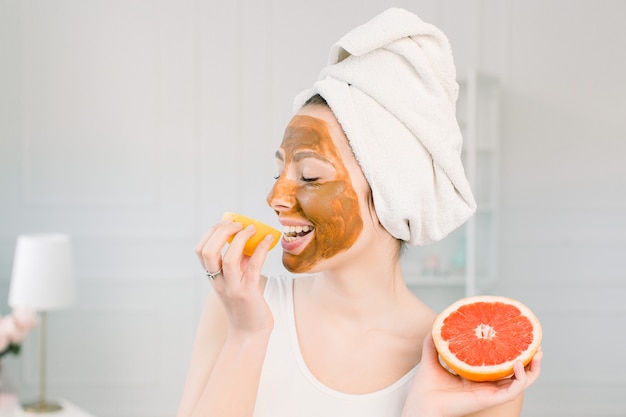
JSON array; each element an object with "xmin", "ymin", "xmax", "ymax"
[
  {"xmin": 282, "ymin": 251, "xmax": 349, "ymax": 276},
  {"xmin": 282, "ymin": 255, "xmax": 312, "ymax": 274}
]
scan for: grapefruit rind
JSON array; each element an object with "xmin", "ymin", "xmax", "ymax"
[
  {"xmin": 432, "ymin": 295, "xmax": 542, "ymax": 382},
  {"xmin": 222, "ymin": 212, "xmax": 282, "ymax": 256}
]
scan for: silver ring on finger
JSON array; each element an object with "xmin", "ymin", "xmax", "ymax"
[{"xmin": 205, "ymin": 267, "xmax": 222, "ymax": 280}]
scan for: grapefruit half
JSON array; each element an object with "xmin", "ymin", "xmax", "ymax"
[{"xmin": 432, "ymin": 295, "xmax": 542, "ymax": 382}]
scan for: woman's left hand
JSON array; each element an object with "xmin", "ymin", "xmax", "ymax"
[{"xmin": 402, "ymin": 333, "xmax": 543, "ymax": 417}]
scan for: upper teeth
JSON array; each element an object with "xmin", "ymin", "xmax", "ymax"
[{"xmin": 283, "ymin": 225, "xmax": 312, "ymax": 234}]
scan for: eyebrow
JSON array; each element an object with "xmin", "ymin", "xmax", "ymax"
[
  {"xmin": 292, "ymin": 150, "xmax": 332, "ymax": 165},
  {"xmin": 274, "ymin": 150, "xmax": 333, "ymax": 165}
]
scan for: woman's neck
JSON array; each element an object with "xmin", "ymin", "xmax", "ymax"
[{"xmin": 307, "ymin": 252, "xmax": 412, "ymax": 322}]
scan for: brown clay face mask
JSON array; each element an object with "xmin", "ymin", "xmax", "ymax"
[{"xmin": 267, "ymin": 114, "xmax": 363, "ymax": 273}]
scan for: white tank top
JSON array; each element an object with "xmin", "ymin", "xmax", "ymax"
[{"xmin": 253, "ymin": 276, "xmax": 417, "ymax": 417}]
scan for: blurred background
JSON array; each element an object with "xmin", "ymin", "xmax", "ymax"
[{"xmin": 1, "ymin": 0, "xmax": 625, "ymax": 416}]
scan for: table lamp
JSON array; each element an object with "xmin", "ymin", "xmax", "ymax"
[{"xmin": 8, "ymin": 234, "xmax": 76, "ymax": 413}]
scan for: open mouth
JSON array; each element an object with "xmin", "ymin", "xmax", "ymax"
[{"xmin": 282, "ymin": 225, "xmax": 314, "ymax": 242}]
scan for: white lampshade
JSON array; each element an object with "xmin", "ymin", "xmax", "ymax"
[{"xmin": 9, "ymin": 234, "xmax": 76, "ymax": 311}]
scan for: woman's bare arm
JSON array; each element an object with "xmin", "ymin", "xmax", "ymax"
[
  {"xmin": 177, "ymin": 220, "xmax": 275, "ymax": 417},
  {"xmin": 176, "ymin": 281, "xmax": 271, "ymax": 417},
  {"xmin": 176, "ymin": 289, "xmax": 227, "ymax": 417},
  {"xmin": 464, "ymin": 394, "xmax": 524, "ymax": 417}
]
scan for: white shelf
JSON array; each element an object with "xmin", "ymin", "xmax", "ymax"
[
  {"xmin": 405, "ymin": 275, "xmax": 497, "ymax": 291},
  {"xmin": 404, "ymin": 276, "xmax": 465, "ymax": 287}
]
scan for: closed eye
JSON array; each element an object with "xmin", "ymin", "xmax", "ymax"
[{"xmin": 301, "ymin": 176, "xmax": 319, "ymax": 183}]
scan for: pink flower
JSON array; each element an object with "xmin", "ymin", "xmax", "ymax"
[
  {"xmin": 12, "ymin": 308, "xmax": 38, "ymax": 332},
  {"xmin": 0, "ymin": 332, "xmax": 8, "ymax": 353},
  {"xmin": 0, "ymin": 308, "xmax": 38, "ymax": 357}
]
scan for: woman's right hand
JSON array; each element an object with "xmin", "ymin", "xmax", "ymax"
[
  {"xmin": 195, "ymin": 218, "xmax": 276, "ymax": 337},
  {"xmin": 402, "ymin": 333, "xmax": 542, "ymax": 417}
]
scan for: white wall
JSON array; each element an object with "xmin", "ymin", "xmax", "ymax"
[
  {"xmin": 1, "ymin": 1, "xmax": 624, "ymax": 416},
  {"xmin": 483, "ymin": 2, "xmax": 626, "ymax": 416},
  {"xmin": 0, "ymin": 1, "xmax": 200, "ymax": 415}
]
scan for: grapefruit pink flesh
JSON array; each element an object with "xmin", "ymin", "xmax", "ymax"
[{"xmin": 432, "ymin": 296, "xmax": 542, "ymax": 382}]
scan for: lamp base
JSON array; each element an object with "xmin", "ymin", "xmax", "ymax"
[{"xmin": 22, "ymin": 400, "xmax": 63, "ymax": 413}]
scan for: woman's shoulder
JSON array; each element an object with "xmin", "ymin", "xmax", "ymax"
[
  {"xmin": 376, "ymin": 288, "xmax": 441, "ymax": 385},
  {"xmin": 390, "ymin": 289, "xmax": 438, "ymax": 363},
  {"xmin": 405, "ymin": 291, "xmax": 438, "ymax": 327}
]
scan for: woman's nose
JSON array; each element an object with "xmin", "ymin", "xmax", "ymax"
[{"xmin": 267, "ymin": 178, "xmax": 296, "ymax": 211}]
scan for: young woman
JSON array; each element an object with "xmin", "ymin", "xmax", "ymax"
[{"xmin": 177, "ymin": 8, "xmax": 542, "ymax": 417}]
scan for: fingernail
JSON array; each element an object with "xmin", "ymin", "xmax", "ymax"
[{"xmin": 264, "ymin": 234, "xmax": 274, "ymax": 241}]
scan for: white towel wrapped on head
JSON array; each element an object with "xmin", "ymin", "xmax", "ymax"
[{"xmin": 294, "ymin": 7, "xmax": 476, "ymax": 246}]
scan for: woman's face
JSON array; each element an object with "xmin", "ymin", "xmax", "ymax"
[{"xmin": 266, "ymin": 105, "xmax": 365, "ymax": 273}]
